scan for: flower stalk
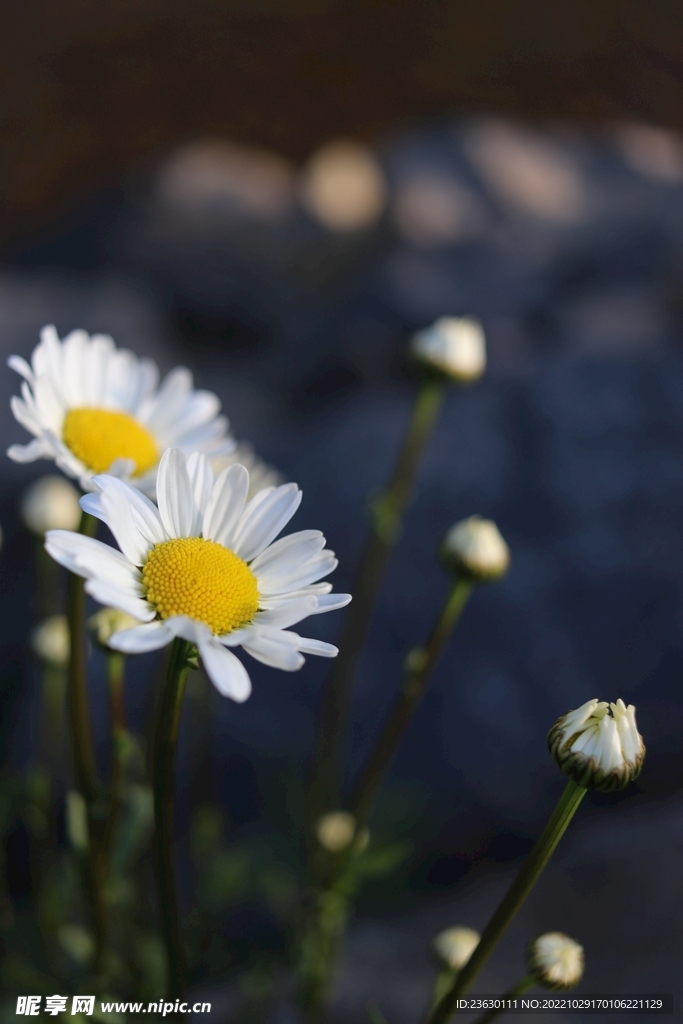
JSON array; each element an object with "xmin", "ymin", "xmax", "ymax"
[
  {"xmin": 349, "ymin": 577, "xmax": 472, "ymax": 830},
  {"xmin": 153, "ymin": 637, "xmax": 193, "ymax": 1000},
  {"xmin": 425, "ymin": 779, "xmax": 587, "ymax": 1024},
  {"xmin": 309, "ymin": 375, "xmax": 447, "ymax": 821},
  {"xmin": 66, "ymin": 509, "xmax": 107, "ymax": 972},
  {"xmin": 104, "ymin": 651, "xmax": 126, "ymax": 850}
]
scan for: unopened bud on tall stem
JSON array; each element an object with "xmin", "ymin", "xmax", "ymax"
[
  {"xmin": 440, "ymin": 515, "xmax": 510, "ymax": 583},
  {"xmin": 548, "ymin": 698, "xmax": 645, "ymax": 792},
  {"xmin": 411, "ymin": 317, "xmax": 486, "ymax": 383}
]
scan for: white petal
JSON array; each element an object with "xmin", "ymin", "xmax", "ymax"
[
  {"xmin": 158, "ymin": 391, "xmax": 222, "ymax": 447},
  {"xmin": 62, "ymin": 330, "xmax": 89, "ymax": 406},
  {"xmin": 45, "ymin": 530, "xmax": 138, "ymax": 590},
  {"xmin": 186, "ymin": 451, "xmax": 215, "ymax": 529},
  {"xmin": 198, "ymin": 639, "xmax": 252, "ymax": 702},
  {"xmin": 141, "ymin": 367, "xmax": 193, "ymax": 434},
  {"xmin": 84, "ymin": 579, "xmax": 155, "ymax": 621},
  {"xmin": 231, "ymin": 484, "xmax": 302, "ymax": 562},
  {"xmin": 257, "ymin": 552, "xmax": 339, "ymax": 595},
  {"xmin": 238, "ymin": 626, "xmax": 305, "ymax": 671},
  {"xmin": 7, "ymin": 438, "xmax": 51, "ymax": 463},
  {"xmin": 295, "ymin": 637, "xmax": 339, "ymax": 657},
  {"xmin": 33, "ymin": 377, "xmax": 65, "ymax": 433},
  {"xmin": 164, "ymin": 616, "xmax": 212, "ymax": 645},
  {"xmin": 79, "ymin": 492, "xmax": 106, "ymax": 523},
  {"xmin": 8, "ymin": 354, "xmax": 35, "ymax": 386},
  {"xmin": 311, "ymin": 593, "xmax": 352, "ymax": 615},
  {"xmin": 249, "ymin": 530, "xmax": 326, "ymax": 575},
  {"xmin": 174, "ymin": 416, "xmax": 232, "ymax": 455},
  {"xmin": 156, "ymin": 448, "xmax": 196, "ymax": 538},
  {"xmin": 91, "ymin": 475, "xmax": 166, "ymax": 548},
  {"xmin": 202, "ymin": 464, "xmax": 249, "ymax": 546},
  {"xmin": 10, "ymin": 395, "xmax": 41, "ymax": 437},
  {"xmin": 82, "ymin": 334, "xmax": 114, "ymax": 406},
  {"xmin": 103, "ymin": 348, "xmax": 144, "ymax": 411},
  {"xmin": 109, "ymin": 621, "xmax": 175, "ymax": 653},
  {"xmin": 99, "ymin": 481, "xmax": 154, "ymax": 565},
  {"xmin": 253, "ymin": 595, "xmax": 319, "ymax": 629}
]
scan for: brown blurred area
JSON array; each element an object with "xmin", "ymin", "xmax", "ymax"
[{"xmin": 2, "ymin": 0, "xmax": 683, "ymax": 250}]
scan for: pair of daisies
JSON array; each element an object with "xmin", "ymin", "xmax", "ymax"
[{"xmin": 9, "ymin": 326, "xmax": 350, "ymax": 702}]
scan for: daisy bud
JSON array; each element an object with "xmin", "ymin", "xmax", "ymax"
[
  {"xmin": 31, "ymin": 615, "xmax": 70, "ymax": 666},
  {"xmin": 20, "ymin": 475, "xmax": 81, "ymax": 535},
  {"xmin": 526, "ymin": 932, "xmax": 584, "ymax": 991},
  {"xmin": 548, "ymin": 698, "xmax": 645, "ymax": 792},
  {"xmin": 440, "ymin": 515, "xmax": 510, "ymax": 582},
  {"xmin": 432, "ymin": 927, "xmax": 480, "ymax": 972},
  {"xmin": 316, "ymin": 810, "xmax": 355, "ymax": 852},
  {"xmin": 411, "ymin": 317, "xmax": 486, "ymax": 383},
  {"xmin": 88, "ymin": 607, "xmax": 141, "ymax": 650}
]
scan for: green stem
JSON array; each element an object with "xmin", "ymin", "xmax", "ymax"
[
  {"xmin": 104, "ymin": 651, "xmax": 126, "ymax": 852},
  {"xmin": 309, "ymin": 376, "xmax": 446, "ymax": 823},
  {"xmin": 425, "ymin": 780, "xmax": 587, "ymax": 1024},
  {"xmin": 67, "ymin": 511, "xmax": 99, "ymax": 803},
  {"xmin": 153, "ymin": 637, "xmax": 192, "ymax": 1000},
  {"xmin": 66, "ymin": 510, "xmax": 107, "ymax": 972},
  {"xmin": 470, "ymin": 976, "xmax": 535, "ymax": 1024},
  {"xmin": 349, "ymin": 578, "xmax": 471, "ymax": 831}
]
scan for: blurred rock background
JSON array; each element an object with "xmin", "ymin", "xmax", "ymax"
[{"xmin": 1, "ymin": 2, "xmax": 683, "ymax": 1019}]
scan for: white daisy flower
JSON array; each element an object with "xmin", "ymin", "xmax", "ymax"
[
  {"xmin": 7, "ymin": 325, "xmax": 233, "ymax": 493},
  {"xmin": 44, "ymin": 448, "xmax": 351, "ymax": 702}
]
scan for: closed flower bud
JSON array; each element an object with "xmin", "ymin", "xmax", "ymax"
[
  {"xmin": 20, "ymin": 475, "xmax": 81, "ymax": 534},
  {"xmin": 89, "ymin": 607, "xmax": 141, "ymax": 649},
  {"xmin": 432, "ymin": 926, "xmax": 480, "ymax": 972},
  {"xmin": 315, "ymin": 810, "xmax": 368, "ymax": 853},
  {"xmin": 411, "ymin": 317, "xmax": 486, "ymax": 382},
  {"xmin": 440, "ymin": 515, "xmax": 510, "ymax": 582},
  {"xmin": 548, "ymin": 698, "xmax": 645, "ymax": 792},
  {"xmin": 526, "ymin": 932, "xmax": 584, "ymax": 990},
  {"xmin": 31, "ymin": 615, "xmax": 70, "ymax": 666}
]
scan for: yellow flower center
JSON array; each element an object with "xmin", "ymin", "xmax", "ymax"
[
  {"xmin": 142, "ymin": 537, "xmax": 259, "ymax": 636},
  {"xmin": 62, "ymin": 408, "xmax": 158, "ymax": 476}
]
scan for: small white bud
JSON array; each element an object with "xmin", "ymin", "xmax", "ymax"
[
  {"xmin": 411, "ymin": 317, "xmax": 486, "ymax": 382},
  {"xmin": 440, "ymin": 515, "xmax": 510, "ymax": 582},
  {"xmin": 315, "ymin": 811, "xmax": 366, "ymax": 853},
  {"xmin": 20, "ymin": 475, "xmax": 81, "ymax": 534},
  {"xmin": 527, "ymin": 932, "xmax": 584, "ymax": 990},
  {"xmin": 432, "ymin": 926, "xmax": 480, "ymax": 972},
  {"xmin": 548, "ymin": 698, "xmax": 645, "ymax": 792},
  {"xmin": 88, "ymin": 607, "xmax": 141, "ymax": 649},
  {"xmin": 31, "ymin": 615, "xmax": 70, "ymax": 666}
]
